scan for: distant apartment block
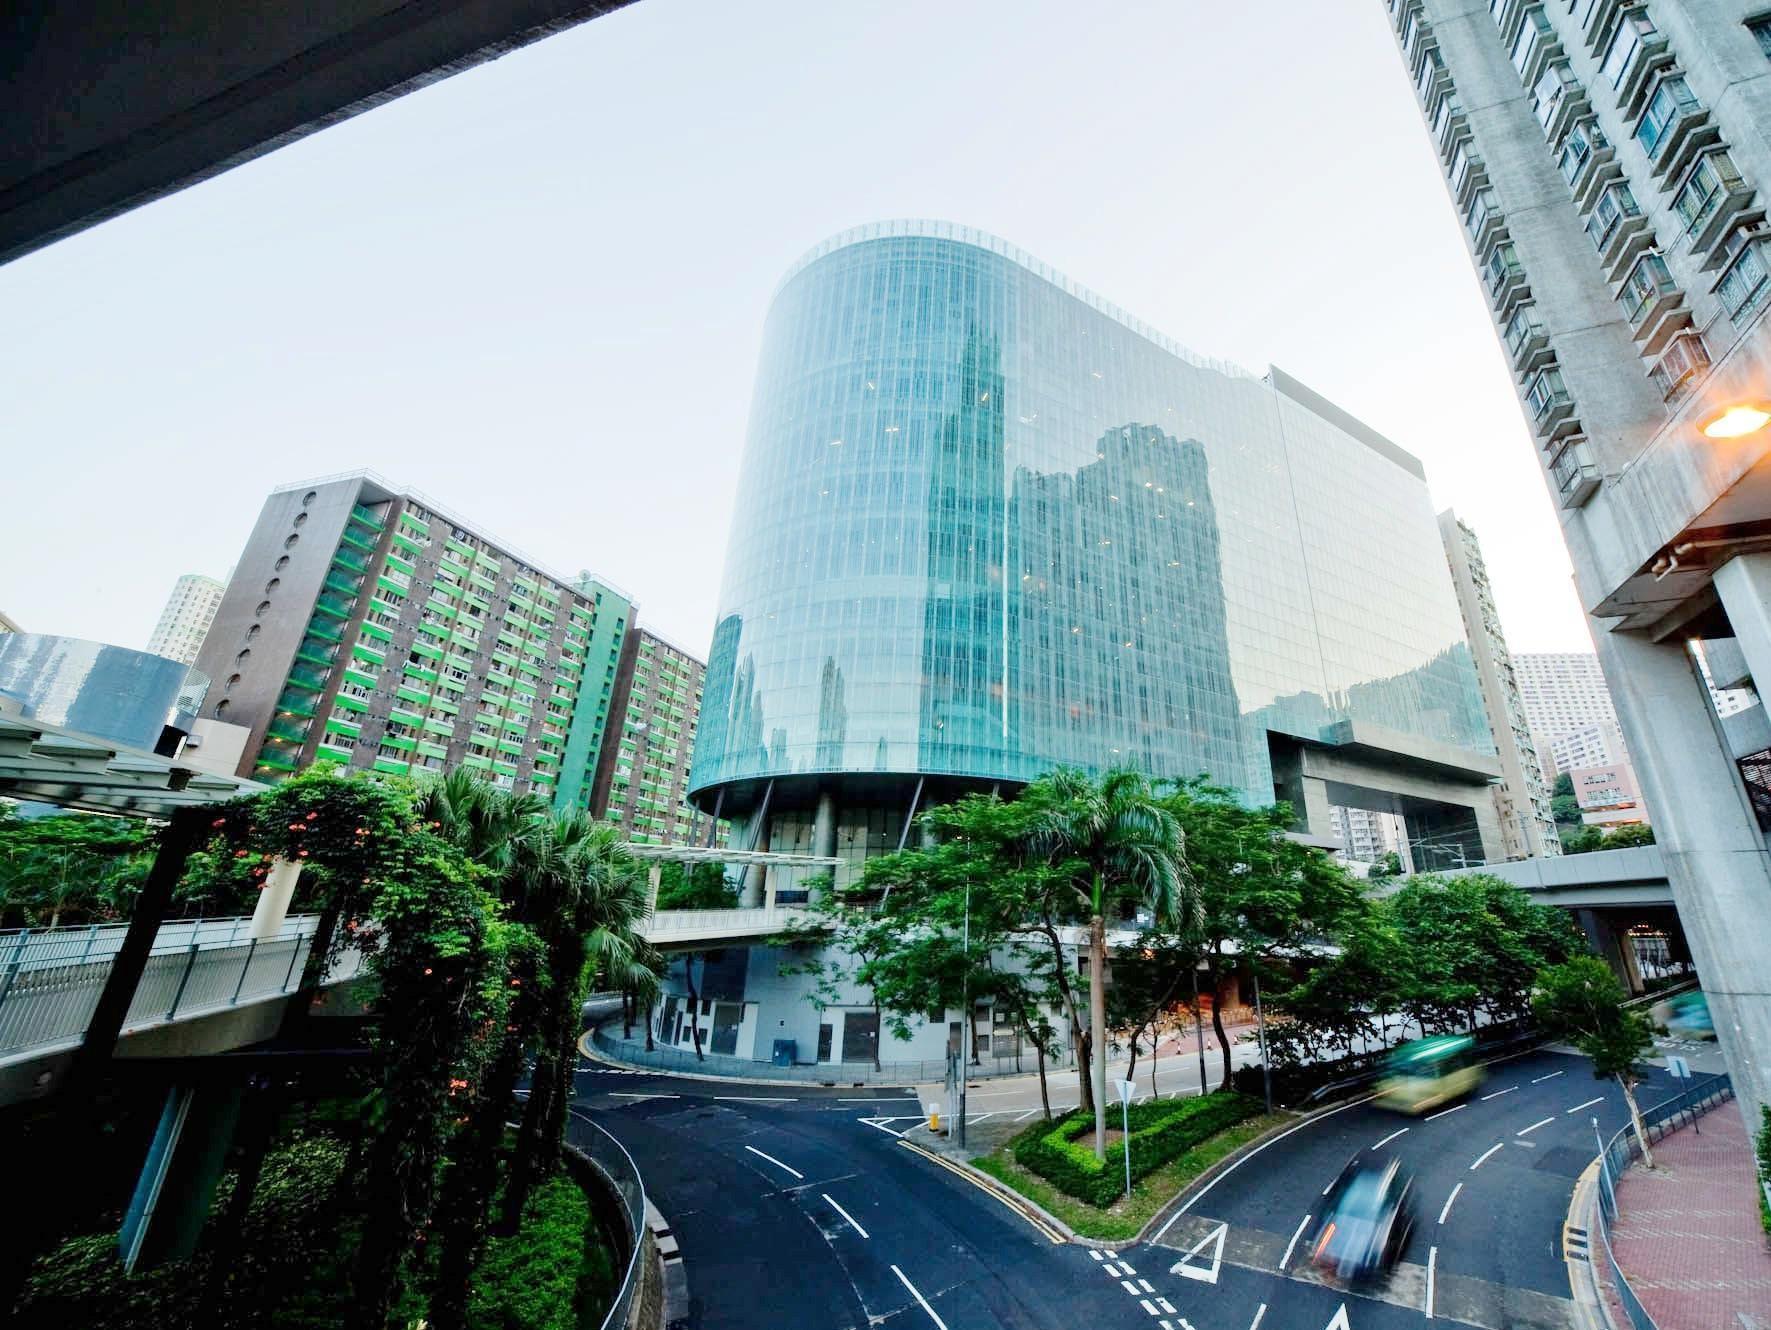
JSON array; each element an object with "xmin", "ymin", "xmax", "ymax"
[
  {"xmin": 192, "ymin": 474, "xmax": 632, "ymax": 808},
  {"xmin": 145, "ymin": 573, "xmax": 225, "ymax": 666},
  {"xmin": 1570, "ymin": 761, "xmax": 1647, "ymax": 828},
  {"xmin": 0, "ymin": 610, "xmax": 19, "ymax": 634},
  {"xmin": 592, "ymin": 629, "xmax": 713, "ymax": 844},
  {"xmin": 1330, "ymin": 804, "xmax": 1414, "ymax": 871},
  {"xmin": 1513, "ymin": 652, "xmax": 1619, "ymax": 742},
  {"xmin": 1438, "ymin": 511, "xmax": 1560, "ymax": 857},
  {"xmin": 1550, "ymin": 720, "xmax": 1629, "ymax": 773}
]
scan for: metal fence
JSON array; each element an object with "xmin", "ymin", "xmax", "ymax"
[
  {"xmin": 0, "ymin": 914, "xmax": 363, "ymax": 1063},
  {"xmin": 1591, "ymin": 1070, "xmax": 1735, "ymax": 1330},
  {"xmin": 590, "ymin": 1021, "xmax": 1045, "ymax": 1086},
  {"xmin": 566, "ymin": 1110, "xmax": 648, "ymax": 1330}
]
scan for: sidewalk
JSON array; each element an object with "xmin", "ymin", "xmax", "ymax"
[{"xmin": 1604, "ymin": 1105, "xmax": 1771, "ymax": 1329}]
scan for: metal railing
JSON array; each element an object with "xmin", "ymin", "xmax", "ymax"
[
  {"xmin": 565, "ymin": 1111, "xmax": 647, "ymax": 1330},
  {"xmin": 1591, "ymin": 1070, "xmax": 1735, "ymax": 1330},
  {"xmin": 0, "ymin": 914, "xmax": 363, "ymax": 1064},
  {"xmin": 591, "ymin": 1021, "xmax": 1050, "ymax": 1085}
]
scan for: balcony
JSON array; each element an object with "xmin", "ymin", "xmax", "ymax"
[
  {"xmin": 1533, "ymin": 64, "xmax": 1589, "ymax": 142},
  {"xmin": 1618, "ymin": 252, "xmax": 1690, "ymax": 354},
  {"xmin": 1559, "ymin": 119, "xmax": 1616, "ymax": 210},
  {"xmin": 284, "ymin": 665, "xmax": 330, "ymax": 694},
  {"xmin": 1433, "ymin": 93, "xmax": 1470, "ymax": 159},
  {"xmin": 1635, "ymin": 77, "xmax": 1718, "ymax": 184},
  {"xmin": 331, "ymin": 549, "xmax": 369, "ymax": 576},
  {"xmin": 349, "ymin": 503, "xmax": 384, "ymax": 532},
  {"xmin": 1451, "ymin": 149, "xmax": 1489, "ymax": 209},
  {"xmin": 293, "ymin": 643, "xmax": 336, "ymax": 670},
  {"xmin": 1504, "ymin": 305, "xmax": 1553, "ymax": 373},
  {"xmin": 1415, "ymin": 48, "xmax": 1449, "ymax": 105},
  {"xmin": 313, "ymin": 592, "xmax": 356, "ymax": 622},
  {"xmin": 1675, "ymin": 151, "xmax": 1762, "ymax": 267},
  {"xmin": 1603, "ymin": 14, "xmax": 1672, "ymax": 119},
  {"xmin": 1485, "ymin": 242, "xmax": 1528, "ymax": 307},
  {"xmin": 1551, "ymin": 440, "xmax": 1601, "ymax": 508},
  {"xmin": 323, "ymin": 571, "xmax": 363, "ymax": 598},
  {"xmin": 1580, "ymin": 0, "xmax": 1632, "ymax": 55},
  {"xmin": 1524, "ymin": 366, "xmax": 1577, "ymax": 439},
  {"xmin": 1511, "ymin": 9, "xmax": 1563, "ymax": 89},
  {"xmin": 1649, "ymin": 332, "xmax": 1710, "ymax": 403},
  {"xmin": 1584, "ymin": 185, "xmax": 1653, "ymax": 278},
  {"xmin": 265, "ymin": 716, "xmax": 312, "ymax": 745}
]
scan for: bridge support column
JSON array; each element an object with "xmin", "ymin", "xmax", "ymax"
[
  {"xmin": 119, "ymin": 1081, "xmax": 244, "ymax": 1271},
  {"xmin": 1597, "ymin": 624, "xmax": 1771, "ymax": 1127},
  {"xmin": 249, "ymin": 857, "xmax": 301, "ymax": 938},
  {"xmin": 1575, "ymin": 908, "xmax": 1643, "ymax": 995},
  {"xmin": 811, "ymin": 791, "xmax": 837, "ymax": 899},
  {"xmin": 739, "ymin": 811, "xmax": 769, "ymax": 908}
]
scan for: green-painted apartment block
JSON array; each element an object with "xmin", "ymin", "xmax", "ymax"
[{"xmin": 193, "ymin": 472, "xmax": 633, "ymax": 811}]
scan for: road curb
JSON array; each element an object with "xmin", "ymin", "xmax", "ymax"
[
  {"xmin": 1563, "ymin": 1157, "xmax": 1621, "ymax": 1330},
  {"xmin": 894, "ymin": 1136, "xmax": 1073, "ymax": 1245},
  {"xmin": 644, "ymin": 1199, "xmax": 689, "ymax": 1330}
]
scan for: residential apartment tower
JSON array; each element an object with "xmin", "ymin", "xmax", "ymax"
[{"xmin": 145, "ymin": 573, "xmax": 226, "ymax": 667}]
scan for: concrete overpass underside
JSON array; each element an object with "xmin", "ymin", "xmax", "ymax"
[{"xmin": 4, "ymin": 0, "xmax": 636, "ymax": 266}]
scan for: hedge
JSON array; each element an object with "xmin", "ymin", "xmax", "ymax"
[
  {"xmin": 469, "ymin": 1173, "xmax": 609, "ymax": 1330},
  {"xmin": 1011, "ymin": 1091, "xmax": 1261, "ymax": 1206}
]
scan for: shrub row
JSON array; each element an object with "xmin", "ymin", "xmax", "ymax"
[
  {"xmin": 469, "ymin": 1173, "xmax": 608, "ymax": 1330},
  {"xmin": 1011, "ymin": 1091, "xmax": 1261, "ymax": 1206}
]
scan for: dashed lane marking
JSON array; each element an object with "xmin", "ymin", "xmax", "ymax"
[
  {"xmin": 1531, "ymin": 1070, "xmax": 1565, "ymax": 1083},
  {"xmin": 891, "ymin": 1265, "xmax": 950, "ymax": 1330},
  {"xmin": 743, "ymin": 1145, "xmax": 803, "ymax": 1180},
  {"xmin": 1248, "ymin": 1305, "xmax": 1267, "ymax": 1330},
  {"xmin": 1279, "ymin": 1212, "xmax": 1313, "ymax": 1271},
  {"xmin": 1424, "ymin": 1103, "xmax": 1466, "ymax": 1122},
  {"xmin": 822, "ymin": 1192, "xmax": 869, "ymax": 1239},
  {"xmin": 1567, "ymin": 1097, "xmax": 1606, "ymax": 1114},
  {"xmin": 1470, "ymin": 1142, "xmax": 1504, "ymax": 1170},
  {"xmin": 1517, "ymin": 1117, "xmax": 1555, "ymax": 1136},
  {"xmin": 610, "ymin": 1092, "xmax": 679, "ymax": 1100},
  {"xmin": 1480, "ymin": 1086, "xmax": 1518, "ymax": 1101},
  {"xmin": 1371, "ymin": 1126, "xmax": 1410, "ymax": 1151},
  {"xmin": 1438, "ymin": 1182, "xmax": 1463, "ymax": 1224},
  {"xmin": 714, "ymin": 1095, "xmax": 797, "ymax": 1103}
]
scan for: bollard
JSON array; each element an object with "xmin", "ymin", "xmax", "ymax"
[{"xmin": 927, "ymin": 1102, "xmax": 942, "ymax": 1133}]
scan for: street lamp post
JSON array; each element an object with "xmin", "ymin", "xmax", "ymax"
[
  {"xmin": 958, "ymin": 877, "xmax": 970, "ymax": 1149},
  {"xmin": 1190, "ymin": 965, "xmax": 1208, "ymax": 1097},
  {"xmin": 1252, "ymin": 970, "xmax": 1272, "ymax": 1114}
]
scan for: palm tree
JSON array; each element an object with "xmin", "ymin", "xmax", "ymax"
[
  {"xmin": 1026, "ymin": 769, "xmax": 1196, "ymax": 1161},
  {"xmin": 414, "ymin": 767, "xmax": 548, "ymax": 871}
]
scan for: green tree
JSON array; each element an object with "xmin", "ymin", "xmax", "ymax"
[
  {"xmin": 1551, "ymin": 771, "xmax": 1582, "ymax": 828},
  {"xmin": 655, "ymin": 861, "xmax": 737, "ymax": 910},
  {"xmin": 1026, "ymin": 769, "xmax": 1193, "ymax": 1161},
  {"xmin": 1532, "ymin": 956, "xmax": 1657, "ymax": 1166},
  {"xmin": 0, "ymin": 807, "xmax": 156, "ymax": 927},
  {"xmin": 1603, "ymin": 822, "xmax": 1656, "ymax": 849},
  {"xmin": 1560, "ymin": 825, "xmax": 1604, "ymax": 854}
]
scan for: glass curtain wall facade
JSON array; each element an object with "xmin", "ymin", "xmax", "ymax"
[{"xmin": 690, "ymin": 222, "xmax": 1491, "ymax": 832}]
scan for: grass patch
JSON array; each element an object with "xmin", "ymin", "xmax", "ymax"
[{"xmin": 974, "ymin": 1109, "xmax": 1293, "ymax": 1241}]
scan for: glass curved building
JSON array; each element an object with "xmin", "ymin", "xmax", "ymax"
[{"xmin": 691, "ymin": 222, "xmax": 1500, "ymax": 895}]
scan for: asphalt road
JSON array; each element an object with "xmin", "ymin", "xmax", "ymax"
[{"xmin": 571, "ymin": 1046, "xmax": 1666, "ymax": 1330}]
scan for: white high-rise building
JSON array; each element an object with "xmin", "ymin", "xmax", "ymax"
[
  {"xmin": 146, "ymin": 574, "xmax": 225, "ymax": 667},
  {"xmin": 1512, "ymin": 652, "xmax": 1619, "ymax": 742},
  {"xmin": 1550, "ymin": 721, "xmax": 1630, "ymax": 774},
  {"xmin": 1439, "ymin": 511, "xmax": 1561, "ymax": 857},
  {"xmin": 1383, "ymin": 0, "xmax": 1771, "ymax": 1117}
]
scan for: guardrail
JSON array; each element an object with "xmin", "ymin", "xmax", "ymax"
[
  {"xmin": 1590, "ymin": 1070, "xmax": 1735, "ymax": 1330},
  {"xmin": 0, "ymin": 914, "xmax": 363, "ymax": 1064},
  {"xmin": 565, "ymin": 1112, "xmax": 647, "ymax": 1330}
]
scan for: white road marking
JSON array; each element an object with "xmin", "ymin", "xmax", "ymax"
[
  {"xmin": 715, "ymin": 1096, "xmax": 797, "ymax": 1103},
  {"xmin": 1103, "ymin": 1263, "xmax": 1122, "ymax": 1276},
  {"xmin": 1424, "ymin": 1103, "xmax": 1466, "ymax": 1122},
  {"xmin": 1138, "ymin": 1278, "xmax": 1155, "ymax": 1293},
  {"xmin": 855, "ymin": 1118, "xmax": 914, "ymax": 1138},
  {"xmin": 1438, "ymin": 1182, "xmax": 1463, "ymax": 1224},
  {"xmin": 1089, "ymin": 1249, "xmax": 1105, "ymax": 1262},
  {"xmin": 1122, "ymin": 1279, "xmax": 1141, "ymax": 1295},
  {"xmin": 1532, "ymin": 1070, "xmax": 1565, "ymax": 1083},
  {"xmin": 969, "ymin": 1113, "xmax": 997, "ymax": 1123},
  {"xmin": 1371, "ymin": 1126, "xmax": 1410, "ymax": 1151},
  {"xmin": 1470, "ymin": 1142, "xmax": 1504, "ymax": 1170},
  {"xmin": 891, "ymin": 1265, "xmax": 949, "ymax": 1330},
  {"xmin": 1517, "ymin": 1116, "xmax": 1555, "ymax": 1136},
  {"xmin": 1322, "ymin": 1177, "xmax": 1335, "ymax": 1195},
  {"xmin": 1325, "ymin": 1306, "xmax": 1351, "ymax": 1330},
  {"xmin": 1426, "ymin": 1244, "xmax": 1438, "ymax": 1319},
  {"xmin": 1171, "ymin": 1222, "xmax": 1226, "ymax": 1284},
  {"xmin": 1248, "ymin": 1305, "xmax": 1268, "ymax": 1330},
  {"xmin": 1139, "ymin": 1299, "xmax": 1159, "ymax": 1316},
  {"xmin": 822, "ymin": 1193, "xmax": 869, "ymax": 1238},
  {"xmin": 610, "ymin": 1092, "xmax": 679, "ymax": 1099},
  {"xmin": 1279, "ymin": 1212, "xmax": 1313, "ymax": 1271},
  {"xmin": 1156, "ymin": 1296, "xmax": 1176, "ymax": 1313},
  {"xmin": 1119, "ymin": 1260, "xmax": 1136, "ymax": 1275},
  {"xmin": 743, "ymin": 1145, "xmax": 803, "ymax": 1179},
  {"xmin": 1480, "ymin": 1086, "xmax": 1518, "ymax": 1101},
  {"xmin": 1151, "ymin": 1092, "xmax": 1378, "ymax": 1240},
  {"xmin": 1014, "ymin": 1108, "xmax": 1040, "ymax": 1122},
  {"xmin": 1567, "ymin": 1096, "xmax": 1606, "ymax": 1114},
  {"xmin": 838, "ymin": 1096, "xmax": 920, "ymax": 1102}
]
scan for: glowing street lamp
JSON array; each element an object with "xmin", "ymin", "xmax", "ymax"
[{"xmin": 1700, "ymin": 403, "xmax": 1771, "ymax": 439}]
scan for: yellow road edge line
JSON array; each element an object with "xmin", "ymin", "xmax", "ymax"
[{"xmin": 896, "ymin": 1138, "xmax": 1067, "ymax": 1244}]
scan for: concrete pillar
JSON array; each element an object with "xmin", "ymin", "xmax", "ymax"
[
  {"xmin": 119, "ymin": 1083, "xmax": 244, "ymax": 1271},
  {"xmin": 645, "ymin": 862, "xmax": 662, "ymax": 917},
  {"xmin": 1297, "ymin": 776, "xmax": 1336, "ymax": 843},
  {"xmin": 248, "ymin": 857, "xmax": 301, "ymax": 939},
  {"xmin": 1575, "ymin": 909, "xmax": 1643, "ymax": 995},
  {"xmin": 739, "ymin": 806, "xmax": 769, "ymax": 909},
  {"xmin": 1596, "ymin": 625, "xmax": 1771, "ymax": 1126},
  {"xmin": 811, "ymin": 790, "xmax": 837, "ymax": 901}
]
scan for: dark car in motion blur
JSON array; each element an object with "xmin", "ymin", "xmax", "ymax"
[{"xmin": 1309, "ymin": 1156, "xmax": 1415, "ymax": 1283}]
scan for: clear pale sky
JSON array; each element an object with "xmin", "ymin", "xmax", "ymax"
[{"xmin": 0, "ymin": 0, "xmax": 1592, "ymax": 660}]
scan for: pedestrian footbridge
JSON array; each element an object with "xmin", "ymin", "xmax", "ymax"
[{"xmin": 0, "ymin": 913, "xmax": 362, "ymax": 1104}]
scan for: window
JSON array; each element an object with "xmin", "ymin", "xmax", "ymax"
[
  {"xmin": 1635, "ymin": 77, "xmax": 1700, "ymax": 159},
  {"xmin": 1532, "ymin": 64, "xmax": 1578, "ymax": 131},
  {"xmin": 283, "ymin": 534, "xmax": 300, "ymax": 550},
  {"xmin": 1599, "ymin": 13, "xmax": 1657, "ymax": 89},
  {"xmin": 235, "ymin": 649, "xmax": 251, "ymax": 666},
  {"xmin": 1485, "ymin": 241, "xmax": 1524, "ymax": 294},
  {"xmin": 256, "ymin": 600, "xmax": 272, "ymax": 616},
  {"xmin": 1618, "ymin": 252, "xmax": 1676, "ymax": 323},
  {"xmin": 1672, "ymin": 152, "xmax": 1745, "ymax": 238},
  {"xmin": 302, "ymin": 490, "xmax": 317, "ymax": 506},
  {"xmin": 1750, "ymin": 15, "xmax": 1771, "ymax": 59},
  {"xmin": 1524, "ymin": 367, "xmax": 1570, "ymax": 421},
  {"xmin": 292, "ymin": 512, "xmax": 307, "ymax": 527},
  {"xmin": 1718, "ymin": 238, "xmax": 1771, "ymax": 320},
  {"xmin": 1585, "ymin": 183, "xmax": 1640, "ymax": 251},
  {"xmin": 1558, "ymin": 120, "xmax": 1607, "ymax": 185},
  {"xmin": 1465, "ymin": 189, "xmax": 1499, "ymax": 236},
  {"xmin": 1510, "ymin": 9, "xmax": 1551, "ymax": 76},
  {"xmin": 264, "ymin": 578, "xmax": 280, "ymax": 594},
  {"xmin": 215, "ymin": 700, "xmax": 229, "ymax": 717}
]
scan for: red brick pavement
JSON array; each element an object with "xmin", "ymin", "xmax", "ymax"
[{"xmin": 1605, "ymin": 1105, "xmax": 1771, "ymax": 1329}]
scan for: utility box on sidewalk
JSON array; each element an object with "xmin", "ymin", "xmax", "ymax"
[{"xmin": 771, "ymin": 1039, "xmax": 796, "ymax": 1067}]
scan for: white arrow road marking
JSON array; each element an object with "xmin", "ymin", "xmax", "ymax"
[
  {"xmin": 743, "ymin": 1145, "xmax": 803, "ymax": 1179},
  {"xmin": 1280, "ymin": 1213, "xmax": 1313, "ymax": 1271},
  {"xmin": 1170, "ymin": 1220, "xmax": 1228, "ymax": 1283},
  {"xmin": 1324, "ymin": 1304, "xmax": 1352, "ymax": 1330}
]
